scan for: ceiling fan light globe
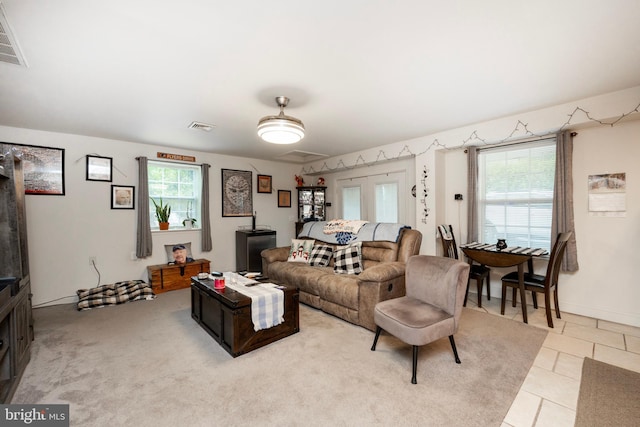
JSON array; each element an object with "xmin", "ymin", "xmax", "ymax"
[{"xmin": 257, "ymin": 117, "xmax": 305, "ymax": 144}]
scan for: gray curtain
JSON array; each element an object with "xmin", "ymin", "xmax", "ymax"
[
  {"xmin": 136, "ymin": 156, "xmax": 152, "ymax": 258},
  {"xmin": 552, "ymin": 131, "xmax": 579, "ymax": 272},
  {"xmin": 201, "ymin": 163, "xmax": 213, "ymax": 252},
  {"xmin": 466, "ymin": 146, "xmax": 479, "ymax": 242}
]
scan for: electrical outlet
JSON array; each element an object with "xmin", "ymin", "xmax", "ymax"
[
  {"xmin": 454, "ymin": 194, "xmax": 463, "ymax": 201},
  {"xmin": 89, "ymin": 256, "xmax": 97, "ymax": 265}
]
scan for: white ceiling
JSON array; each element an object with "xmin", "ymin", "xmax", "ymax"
[{"xmin": 1, "ymin": 0, "xmax": 639, "ymax": 163}]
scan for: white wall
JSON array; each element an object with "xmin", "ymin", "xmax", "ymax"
[
  {"xmin": 0, "ymin": 125, "xmax": 301, "ymax": 307},
  {"xmin": 435, "ymin": 119, "xmax": 640, "ymax": 327},
  {"xmin": 302, "ymin": 86, "xmax": 640, "ymax": 327}
]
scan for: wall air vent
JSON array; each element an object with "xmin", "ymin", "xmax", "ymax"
[
  {"xmin": 0, "ymin": 3, "xmax": 28, "ymax": 67},
  {"xmin": 188, "ymin": 121, "xmax": 215, "ymax": 132}
]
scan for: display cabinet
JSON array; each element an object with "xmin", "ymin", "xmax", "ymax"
[
  {"xmin": 296, "ymin": 186, "xmax": 326, "ymax": 236},
  {"xmin": 0, "ymin": 145, "xmax": 33, "ymax": 403}
]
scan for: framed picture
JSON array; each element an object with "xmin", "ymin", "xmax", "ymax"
[
  {"xmin": 86, "ymin": 155, "xmax": 113, "ymax": 182},
  {"xmin": 222, "ymin": 169, "xmax": 252, "ymax": 217},
  {"xmin": 11, "ymin": 143, "xmax": 65, "ymax": 195},
  {"xmin": 257, "ymin": 174, "xmax": 272, "ymax": 193},
  {"xmin": 111, "ymin": 185, "xmax": 135, "ymax": 209},
  {"xmin": 278, "ymin": 190, "xmax": 291, "ymax": 208}
]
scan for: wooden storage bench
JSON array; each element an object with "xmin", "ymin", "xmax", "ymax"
[{"xmin": 147, "ymin": 259, "xmax": 210, "ymax": 294}]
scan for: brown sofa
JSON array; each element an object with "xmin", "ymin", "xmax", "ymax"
[{"xmin": 261, "ymin": 228, "xmax": 422, "ymax": 331}]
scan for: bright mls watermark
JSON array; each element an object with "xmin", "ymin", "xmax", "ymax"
[{"xmin": 0, "ymin": 405, "xmax": 69, "ymax": 426}]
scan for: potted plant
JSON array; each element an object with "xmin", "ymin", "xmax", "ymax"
[
  {"xmin": 182, "ymin": 217, "xmax": 197, "ymax": 229},
  {"xmin": 151, "ymin": 197, "xmax": 171, "ymax": 230},
  {"xmin": 182, "ymin": 201, "xmax": 197, "ymax": 229}
]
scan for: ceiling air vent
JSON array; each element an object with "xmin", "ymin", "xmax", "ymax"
[
  {"xmin": 275, "ymin": 150, "xmax": 328, "ymax": 164},
  {"xmin": 0, "ymin": 3, "xmax": 28, "ymax": 67},
  {"xmin": 188, "ymin": 121, "xmax": 215, "ymax": 132}
]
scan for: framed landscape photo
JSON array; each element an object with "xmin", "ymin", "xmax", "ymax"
[
  {"xmin": 257, "ymin": 174, "xmax": 272, "ymax": 193},
  {"xmin": 111, "ymin": 185, "xmax": 135, "ymax": 209},
  {"xmin": 222, "ymin": 169, "xmax": 252, "ymax": 217},
  {"xmin": 278, "ymin": 190, "xmax": 291, "ymax": 208},
  {"xmin": 12, "ymin": 143, "xmax": 65, "ymax": 195},
  {"xmin": 86, "ymin": 155, "xmax": 113, "ymax": 182}
]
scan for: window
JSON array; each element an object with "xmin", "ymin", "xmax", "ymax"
[
  {"xmin": 338, "ymin": 171, "xmax": 406, "ymax": 223},
  {"xmin": 341, "ymin": 184, "xmax": 362, "ymax": 220},
  {"xmin": 477, "ymin": 139, "xmax": 556, "ymax": 251},
  {"xmin": 148, "ymin": 161, "xmax": 201, "ymax": 229},
  {"xmin": 374, "ymin": 181, "xmax": 398, "ymax": 223}
]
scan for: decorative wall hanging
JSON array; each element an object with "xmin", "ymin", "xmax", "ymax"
[
  {"xmin": 588, "ymin": 172, "xmax": 626, "ymax": 217},
  {"xmin": 86, "ymin": 155, "xmax": 113, "ymax": 182},
  {"xmin": 222, "ymin": 169, "xmax": 252, "ymax": 217},
  {"xmin": 111, "ymin": 185, "xmax": 135, "ymax": 210},
  {"xmin": 10, "ymin": 143, "xmax": 65, "ymax": 195},
  {"xmin": 257, "ymin": 174, "xmax": 272, "ymax": 193},
  {"xmin": 420, "ymin": 166, "xmax": 430, "ymax": 224},
  {"xmin": 278, "ymin": 190, "xmax": 291, "ymax": 208}
]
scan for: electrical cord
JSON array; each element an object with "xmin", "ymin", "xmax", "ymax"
[
  {"xmin": 32, "ymin": 295, "xmax": 76, "ymax": 308},
  {"xmin": 32, "ymin": 260, "xmax": 102, "ymax": 308},
  {"xmin": 91, "ymin": 259, "xmax": 101, "ymax": 286}
]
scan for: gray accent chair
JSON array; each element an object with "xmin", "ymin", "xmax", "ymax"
[{"xmin": 371, "ymin": 255, "xmax": 470, "ymax": 384}]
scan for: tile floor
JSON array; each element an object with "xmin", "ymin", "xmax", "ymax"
[{"xmin": 462, "ymin": 293, "xmax": 640, "ymax": 427}]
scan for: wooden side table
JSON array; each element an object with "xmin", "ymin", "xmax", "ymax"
[{"xmin": 147, "ymin": 259, "xmax": 210, "ymax": 294}]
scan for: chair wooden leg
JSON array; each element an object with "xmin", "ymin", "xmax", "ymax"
[
  {"xmin": 486, "ymin": 275, "xmax": 491, "ymax": 300},
  {"xmin": 519, "ymin": 286, "xmax": 528, "ymax": 324},
  {"xmin": 512, "ymin": 288, "xmax": 517, "ymax": 307},
  {"xmin": 449, "ymin": 335, "xmax": 461, "ymax": 364},
  {"xmin": 554, "ymin": 288, "xmax": 562, "ymax": 319},
  {"xmin": 411, "ymin": 345, "xmax": 418, "ymax": 384},
  {"xmin": 501, "ymin": 282, "xmax": 507, "ymax": 315},
  {"xmin": 544, "ymin": 291, "xmax": 554, "ymax": 328},
  {"xmin": 531, "ymin": 292, "xmax": 538, "ymax": 309},
  {"xmin": 371, "ymin": 326, "xmax": 382, "ymax": 351},
  {"xmin": 476, "ymin": 277, "xmax": 483, "ymax": 308},
  {"xmin": 463, "ymin": 280, "xmax": 470, "ymax": 307}
]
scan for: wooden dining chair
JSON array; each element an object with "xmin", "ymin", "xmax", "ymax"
[
  {"xmin": 500, "ymin": 231, "xmax": 572, "ymax": 328},
  {"xmin": 438, "ymin": 225, "xmax": 491, "ymax": 308}
]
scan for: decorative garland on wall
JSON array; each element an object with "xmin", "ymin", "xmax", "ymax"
[
  {"xmin": 300, "ymin": 101, "xmax": 640, "ymax": 175},
  {"xmin": 420, "ymin": 166, "xmax": 429, "ymax": 224}
]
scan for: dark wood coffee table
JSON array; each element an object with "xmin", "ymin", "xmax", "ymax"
[{"xmin": 190, "ymin": 276, "xmax": 299, "ymax": 357}]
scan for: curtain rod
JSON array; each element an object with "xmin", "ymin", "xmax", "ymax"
[
  {"xmin": 464, "ymin": 131, "xmax": 577, "ymax": 153},
  {"xmin": 135, "ymin": 156, "xmax": 209, "ymax": 167}
]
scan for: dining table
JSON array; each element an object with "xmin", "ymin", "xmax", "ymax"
[{"xmin": 459, "ymin": 243, "xmax": 548, "ymax": 324}]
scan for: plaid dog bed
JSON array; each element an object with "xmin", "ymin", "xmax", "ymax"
[{"xmin": 77, "ymin": 280, "xmax": 155, "ymax": 310}]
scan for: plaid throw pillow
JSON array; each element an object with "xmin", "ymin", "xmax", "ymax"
[
  {"xmin": 333, "ymin": 242, "xmax": 363, "ymax": 275},
  {"xmin": 309, "ymin": 245, "xmax": 333, "ymax": 267}
]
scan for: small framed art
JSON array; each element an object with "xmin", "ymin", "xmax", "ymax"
[
  {"xmin": 257, "ymin": 174, "xmax": 272, "ymax": 193},
  {"xmin": 111, "ymin": 185, "xmax": 135, "ymax": 209},
  {"xmin": 87, "ymin": 155, "xmax": 113, "ymax": 182},
  {"xmin": 278, "ymin": 190, "xmax": 291, "ymax": 208}
]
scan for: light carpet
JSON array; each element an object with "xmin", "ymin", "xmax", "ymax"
[
  {"xmin": 12, "ymin": 289, "xmax": 547, "ymax": 426},
  {"xmin": 575, "ymin": 357, "xmax": 640, "ymax": 427}
]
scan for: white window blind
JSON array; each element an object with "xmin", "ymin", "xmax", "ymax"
[
  {"xmin": 342, "ymin": 186, "xmax": 361, "ymax": 220},
  {"xmin": 477, "ymin": 138, "xmax": 556, "ymax": 251},
  {"xmin": 375, "ymin": 182, "xmax": 398, "ymax": 222}
]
